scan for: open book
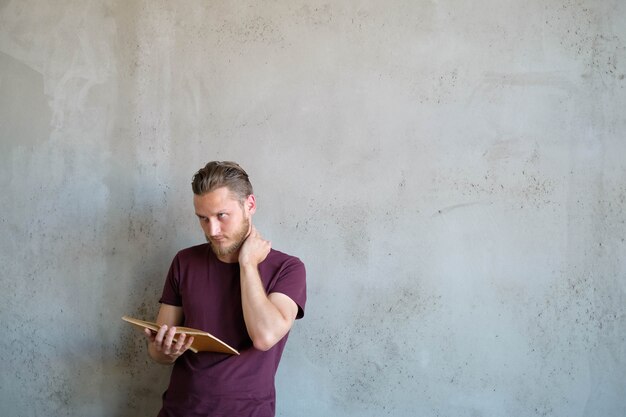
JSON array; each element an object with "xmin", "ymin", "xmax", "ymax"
[{"xmin": 122, "ymin": 316, "xmax": 239, "ymax": 355}]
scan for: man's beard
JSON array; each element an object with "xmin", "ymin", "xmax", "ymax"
[{"xmin": 206, "ymin": 216, "xmax": 250, "ymax": 258}]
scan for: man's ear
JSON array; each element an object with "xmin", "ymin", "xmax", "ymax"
[{"xmin": 245, "ymin": 194, "xmax": 257, "ymax": 215}]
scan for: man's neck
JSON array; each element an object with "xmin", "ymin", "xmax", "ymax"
[{"xmin": 215, "ymin": 249, "xmax": 240, "ymax": 264}]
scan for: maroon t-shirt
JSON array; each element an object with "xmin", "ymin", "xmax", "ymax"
[{"xmin": 157, "ymin": 244, "xmax": 306, "ymax": 417}]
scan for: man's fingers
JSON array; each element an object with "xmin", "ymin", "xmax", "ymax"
[
  {"xmin": 149, "ymin": 324, "xmax": 191, "ymax": 358},
  {"xmin": 163, "ymin": 327, "xmax": 177, "ymax": 354},
  {"xmin": 174, "ymin": 333, "xmax": 187, "ymax": 351},
  {"xmin": 184, "ymin": 336, "xmax": 195, "ymax": 351},
  {"xmin": 155, "ymin": 325, "xmax": 168, "ymax": 343},
  {"xmin": 165, "ymin": 327, "xmax": 177, "ymax": 345},
  {"xmin": 144, "ymin": 328, "xmax": 156, "ymax": 342}
]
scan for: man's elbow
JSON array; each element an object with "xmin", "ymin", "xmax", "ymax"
[
  {"xmin": 249, "ymin": 313, "xmax": 295, "ymax": 351},
  {"xmin": 252, "ymin": 335, "xmax": 277, "ymax": 352},
  {"xmin": 251, "ymin": 331, "xmax": 287, "ymax": 351}
]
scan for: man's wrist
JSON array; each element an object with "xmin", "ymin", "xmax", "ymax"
[{"xmin": 239, "ymin": 262, "xmax": 259, "ymax": 273}]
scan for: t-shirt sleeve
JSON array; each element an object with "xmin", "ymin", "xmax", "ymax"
[
  {"xmin": 269, "ymin": 257, "xmax": 307, "ymax": 319},
  {"xmin": 159, "ymin": 254, "xmax": 183, "ymax": 306}
]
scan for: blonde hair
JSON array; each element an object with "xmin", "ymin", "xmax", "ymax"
[{"xmin": 191, "ymin": 161, "xmax": 253, "ymax": 202}]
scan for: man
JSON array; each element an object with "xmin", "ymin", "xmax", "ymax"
[{"xmin": 144, "ymin": 161, "xmax": 306, "ymax": 417}]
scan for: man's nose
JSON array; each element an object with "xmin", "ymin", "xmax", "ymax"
[{"xmin": 209, "ymin": 219, "xmax": 221, "ymax": 236}]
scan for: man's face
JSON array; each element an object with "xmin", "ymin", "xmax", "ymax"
[{"xmin": 193, "ymin": 187, "xmax": 255, "ymax": 261}]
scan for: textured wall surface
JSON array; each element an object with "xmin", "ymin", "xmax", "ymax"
[{"xmin": 1, "ymin": 1, "xmax": 625, "ymax": 416}]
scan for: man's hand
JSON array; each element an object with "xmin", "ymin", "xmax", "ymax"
[
  {"xmin": 144, "ymin": 325, "xmax": 194, "ymax": 364},
  {"xmin": 238, "ymin": 225, "xmax": 271, "ymax": 267}
]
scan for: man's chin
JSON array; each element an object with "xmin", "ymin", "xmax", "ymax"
[
  {"xmin": 206, "ymin": 236, "xmax": 225, "ymax": 249},
  {"xmin": 208, "ymin": 240, "xmax": 241, "ymax": 257}
]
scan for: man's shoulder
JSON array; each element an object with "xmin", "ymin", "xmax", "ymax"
[
  {"xmin": 268, "ymin": 248, "xmax": 301, "ymax": 261},
  {"xmin": 265, "ymin": 248, "xmax": 305, "ymax": 269}
]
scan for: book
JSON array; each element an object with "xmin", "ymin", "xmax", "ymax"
[{"xmin": 122, "ymin": 316, "xmax": 239, "ymax": 355}]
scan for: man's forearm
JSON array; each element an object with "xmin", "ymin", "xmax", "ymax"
[{"xmin": 239, "ymin": 264, "xmax": 293, "ymax": 351}]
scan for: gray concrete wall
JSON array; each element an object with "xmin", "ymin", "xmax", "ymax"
[{"xmin": 1, "ymin": 1, "xmax": 625, "ymax": 416}]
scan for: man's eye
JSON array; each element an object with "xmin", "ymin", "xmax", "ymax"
[{"xmin": 218, "ymin": 213, "xmax": 227, "ymax": 219}]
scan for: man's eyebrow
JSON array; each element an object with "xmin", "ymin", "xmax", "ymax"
[{"xmin": 195, "ymin": 209, "xmax": 228, "ymax": 217}]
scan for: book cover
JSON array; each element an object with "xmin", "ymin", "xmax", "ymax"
[{"xmin": 122, "ymin": 316, "xmax": 239, "ymax": 355}]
